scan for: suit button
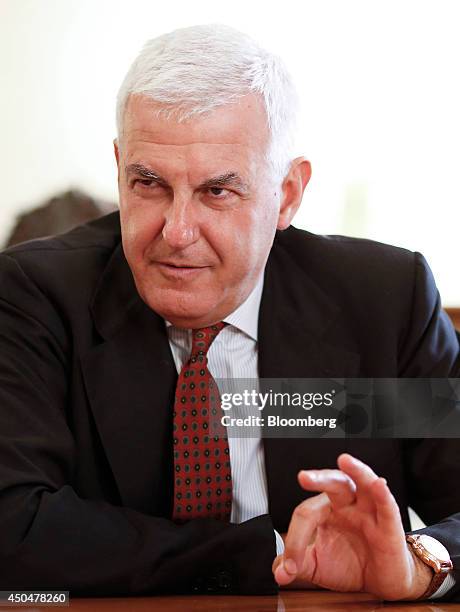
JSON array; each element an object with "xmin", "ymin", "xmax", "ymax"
[
  {"xmin": 192, "ymin": 575, "xmax": 205, "ymax": 592},
  {"xmin": 218, "ymin": 570, "xmax": 232, "ymax": 589},
  {"xmin": 205, "ymin": 575, "xmax": 218, "ymax": 592}
]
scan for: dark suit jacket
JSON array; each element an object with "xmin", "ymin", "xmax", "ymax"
[{"xmin": 1, "ymin": 211, "xmax": 460, "ymax": 598}]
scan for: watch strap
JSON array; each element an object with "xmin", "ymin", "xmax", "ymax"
[{"xmin": 420, "ymin": 570, "xmax": 448, "ymax": 599}]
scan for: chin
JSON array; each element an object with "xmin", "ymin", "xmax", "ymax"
[{"xmin": 144, "ymin": 292, "xmax": 219, "ymax": 328}]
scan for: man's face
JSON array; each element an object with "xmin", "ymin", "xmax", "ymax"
[{"xmin": 116, "ymin": 94, "xmax": 300, "ymax": 328}]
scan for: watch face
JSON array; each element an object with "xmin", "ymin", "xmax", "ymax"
[{"xmin": 418, "ymin": 535, "xmax": 450, "ymax": 562}]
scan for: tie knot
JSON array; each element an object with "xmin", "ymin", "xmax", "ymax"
[{"xmin": 191, "ymin": 322, "xmax": 226, "ymax": 358}]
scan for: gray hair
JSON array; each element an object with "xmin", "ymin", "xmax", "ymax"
[{"xmin": 116, "ymin": 24, "xmax": 299, "ymax": 180}]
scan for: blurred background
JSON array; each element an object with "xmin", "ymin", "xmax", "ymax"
[{"xmin": 1, "ymin": 0, "xmax": 459, "ymax": 306}]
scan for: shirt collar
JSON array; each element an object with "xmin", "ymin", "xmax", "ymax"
[
  {"xmin": 222, "ymin": 274, "xmax": 263, "ymax": 341},
  {"xmin": 164, "ymin": 273, "xmax": 264, "ymax": 342}
]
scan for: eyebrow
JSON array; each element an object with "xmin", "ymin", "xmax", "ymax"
[
  {"xmin": 125, "ymin": 164, "xmax": 250, "ymax": 194},
  {"xmin": 198, "ymin": 172, "xmax": 250, "ymax": 194},
  {"xmin": 125, "ymin": 164, "xmax": 168, "ymax": 184}
]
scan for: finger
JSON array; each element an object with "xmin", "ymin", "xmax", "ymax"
[
  {"xmin": 337, "ymin": 453, "xmax": 380, "ymax": 513},
  {"xmin": 298, "ymin": 468, "xmax": 357, "ymax": 508},
  {"xmin": 337, "ymin": 453, "xmax": 379, "ymax": 488},
  {"xmin": 371, "ymin": 477, "xmax": 404, "ymax": 535},
  {"xmin": 274, "ymin": 559, "xmax": 297, "ymax": 586},
  {"xmin": 278, "ymin": 492, "xmax": 331, "ymax": 585},
  {"xmin": 272, "ymin": 553, "xmax": 283, "ymax": 574}
]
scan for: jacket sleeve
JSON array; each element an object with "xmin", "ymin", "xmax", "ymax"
[
  {"xmin": 0, "ymin": 253, "xmax": 277, "ymax": 596},
  {"xmin": 398, "ymin": 252, "xmax": 460, "ymax": 378},
  {"xmin": 399, "ymin": 252, "xmax": 460, "ymax": 601}
]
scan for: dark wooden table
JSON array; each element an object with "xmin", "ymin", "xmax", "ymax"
[{"xmin": 5, "ymin": 591, "xmax": 458, "ymax": 611}]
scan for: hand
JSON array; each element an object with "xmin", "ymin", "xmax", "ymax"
[{"xmin": 272, "ymin": 454, "xmax": 433, "ymax": 600}]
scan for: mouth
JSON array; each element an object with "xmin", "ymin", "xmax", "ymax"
[{"xmin": 153, "ymin": 261, "xmax": 209, "ymax": 280}]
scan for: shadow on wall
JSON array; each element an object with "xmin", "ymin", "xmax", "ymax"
[{"xmin": 4, "ymin": 190, "xmax": 117, "ymax": 248}]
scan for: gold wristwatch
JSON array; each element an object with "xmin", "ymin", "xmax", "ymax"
[{"xmin": 406, "ymin": 534, "xmax": 453, "ymax": 599}]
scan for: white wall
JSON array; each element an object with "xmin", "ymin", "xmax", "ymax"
[{"xmin": 1, "ymin": 0, "xmax": 459, "ymax": 303}]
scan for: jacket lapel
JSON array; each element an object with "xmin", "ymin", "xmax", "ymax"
[
  {"xmin": 81, "ymin": 244, "xmax": 177, "ymax": 515},
  {"xmin": 259, "ymin": 234, "xmax": 361, "ymax": 530}
]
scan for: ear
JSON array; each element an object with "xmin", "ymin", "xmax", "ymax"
[
  {"xmin": 113, "ymin": 139, "xmax": 120, "ymax": 166},
  {"xmin": 277, "ymin": 157, "xmax": 311, "ymax": 230},
  {"xmin": 113, "ymin": 139, "xmax": 122, "ymax": 184}
]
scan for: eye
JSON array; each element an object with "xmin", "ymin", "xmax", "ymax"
[
  {"xmin": 208, "ymin": 186, "xmax": 230, "ymax": 198},
  {"xmin": 132, "ymin": 178, "xmax": 164, "ymax": 191},
  {"xmin": 130, "ymin": 178, "xmax": 168, "ymax": 198}
]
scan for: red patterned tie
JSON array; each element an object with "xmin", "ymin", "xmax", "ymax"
[{"xmin": 173, "ymin": 323, "xmax": 232, "ymax": 522}]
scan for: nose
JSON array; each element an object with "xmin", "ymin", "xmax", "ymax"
[{"xmin": 161, "ymin": 195, "xmax": 200, "ymax": 249}]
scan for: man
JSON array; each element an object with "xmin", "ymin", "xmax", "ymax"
[{"xmin": 0, "ymin": 24, "xmax": 459, "ymax": 600}]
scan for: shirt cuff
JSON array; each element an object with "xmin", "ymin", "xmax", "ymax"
[
  {"xmin": 274, "ymin": 529, "xmax": 285, "ymax": 556},
  {"xmin": 429, "ymin": 571, "xmax": 456, "ymax": 599}
]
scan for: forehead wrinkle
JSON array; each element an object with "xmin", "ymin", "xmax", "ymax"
[
  {"xmin": 126, "ymin": 135, "xmax": 251, "ymax": 149},
  {"xmin": 124, "ymin": 140, "xmax": 253, "ymax": 168}
]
